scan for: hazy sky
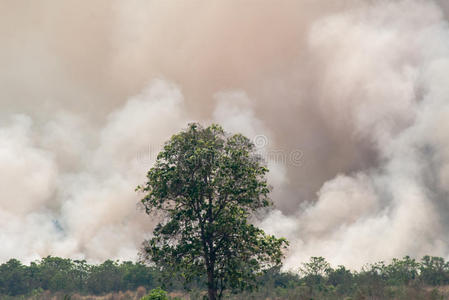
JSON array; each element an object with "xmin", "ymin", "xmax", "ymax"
[{"xmin": 2, "ymin": 0, "xmax": 449, "ymax": 269}]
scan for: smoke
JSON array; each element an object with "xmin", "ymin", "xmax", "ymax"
[
  {"xmin": 0, "ymin": 80, "xmax": 189, "ymax": 262},
  {"xmin": 2, "ymin": 0, "xmax": 449, "ymax": 269}
]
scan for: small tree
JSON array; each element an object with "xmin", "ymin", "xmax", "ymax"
[
  {"xmin": 141, "ymin": 287, "xmax": 169, "ymax": 300},
  {"xmin": 137, "ymin": 123, "xmax": 288, "ymax": 300},
  {"xmin": 299, "ymin": 257, "xmax": 331, "ymax": 286}
]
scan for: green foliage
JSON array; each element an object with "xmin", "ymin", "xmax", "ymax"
[
  {"xmin": 300, "ymin": 256, "xmax": 332, "ymax": 277},
  {"xmin": 138, "ymin": 123, "xmax": 288, "ymax": 299},
  {"xmin": 299, "ymin": 256, "xmax": 332, "ymax": 286},
  {"xmin": 419, "ymin": 255, "xmax": 449, "ymax": 285},
  {"xmin": 120, "ymin": 261, "xmax": 155, "ymax": 291},
  {"xmin": 37, "ymin": 256, "xmax": 78, "ymax": 291},
  {"xmin": 0, "ymin": 257, "xmax": 160, "ymax": 297},
  {"xmin": 1, "ymin": 255, "xmax": 449, "ymax": 299},
  {"xmin": 327, "ymin": 266, "xmax": 354, "ymax": 294},
  {"xmin": 141, "ymin": 287, "xmax": 169, "ymax": 300},
  {"xmin": 87, "ymin": 260, "xmax": 122, "ymax": 294},
  {"xmin": 384, "ymin": 256, "xmax": 419, "ymax": 285},
  {"xmin": 0, "ymin": 259, "xmax": 29, "ymax": 296}
]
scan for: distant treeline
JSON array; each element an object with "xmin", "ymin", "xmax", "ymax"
[
  {"xmin": 2, "ymin": 255, "xmax": 449, "ymax": 299},
  {"xmin": 0, "ymin": 257, "xmax": 169, "ymax": 297}
]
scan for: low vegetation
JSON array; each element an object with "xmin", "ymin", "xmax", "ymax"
[{"xmin": 1, "ymin": 255, "xmax": 449, "ymax": 299}]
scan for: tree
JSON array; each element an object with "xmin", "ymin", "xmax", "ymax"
[
  {"xmin": 37, "ymin": 256, "xmax": 77, "ymax": 292},
  {"xmin": 299, "ymin": 257, "xmax": 331, "ymax": 287},
  {"xmin": 120, "ymin": 261, "xmax": 156, "ymax": 291},
  {"xmin": 327, "ymin": 266, "xmax": 353, "ymax": 295},
  {"xmin": 87, "ymin": 260, "xmax": 122, "ymax": 294},
  {"xmin": 419, "ymin": 256, "xmax": 449, "ymax": 285},
  {"xmin": 384, "ymin": 256, "xmax": 419, "ymax": 285},
  {"xmin": 137, "ymin": 123, "xmax": 288, "ymax": 300},
  {"xmin": 0, "ymin": 259, "xmax": 31, "ymax": 296}
]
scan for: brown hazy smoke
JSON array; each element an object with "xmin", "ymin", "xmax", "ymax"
[{"xmin": 2, "ymin": 0, "xmax": 449, "ymax": 268}]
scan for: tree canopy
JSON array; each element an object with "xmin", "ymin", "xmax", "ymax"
[{"xmin": 137, "ymin": 123, "xmax": 288, "ymax": 300}]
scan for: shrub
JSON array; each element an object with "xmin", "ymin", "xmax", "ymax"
[{"xmin": 141, "ymin": 287, "xmax": 169, "ymax": 300}]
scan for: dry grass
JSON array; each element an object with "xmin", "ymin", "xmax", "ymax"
[
  {"xmin": 31, "ymin": 289, "xmax": 191, "ymax": 300},
  {"xmin": 16, "ymin": 285, "xmax": 449, "ymax": 300}
]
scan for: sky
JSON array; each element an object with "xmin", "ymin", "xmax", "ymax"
[{"xmin": 2, "ymin": 0, "xmax": 449, "ymax": 269}]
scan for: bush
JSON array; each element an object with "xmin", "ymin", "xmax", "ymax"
[{"xmin": 141, "ymin": 287, "xmax": 169, "ymax": 300}]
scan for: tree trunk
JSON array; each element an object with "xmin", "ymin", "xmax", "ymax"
[{"xmin": 207, "ymin": 268, "xmax": 217, "ymax": 300}]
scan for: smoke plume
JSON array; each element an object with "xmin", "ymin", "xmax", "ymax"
[{"xmin": 2, "ymin": 0, "xmax": 449, "ymax": 269}]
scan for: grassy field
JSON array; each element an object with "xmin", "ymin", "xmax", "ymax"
[{"xmin": 4, "ymin": 285, "xmax": 449, "ymax": 300}]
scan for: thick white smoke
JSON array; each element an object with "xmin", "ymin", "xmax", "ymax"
[
  {"xmin": 2, "ymin": 0, "xmax": 449, "ymax": 269},
  {"xmin": 0, "ymin": 80, "xmax": 190, "ymax": 262},
  {"xmin": 261, "ymin": 0, "xmax": 449, "ymax": 269}
]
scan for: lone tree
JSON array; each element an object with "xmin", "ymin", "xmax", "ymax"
[{"xmin": 137, "ymin": 123, "xmax": 288, "ymax": 300}]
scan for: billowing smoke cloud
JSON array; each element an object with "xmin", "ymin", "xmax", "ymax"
[
  {"xmin": 0, "ymin": 80, "xmax": 190, "ymax": 262},
  {"xmin": 2, "ymin": 0, "xmax": 449, "ymax": 269}
]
